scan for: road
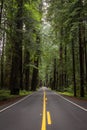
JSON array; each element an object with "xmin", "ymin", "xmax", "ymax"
[{"xmin": 0, "ymin": 87, "xmax": 87, "ymax": 130}]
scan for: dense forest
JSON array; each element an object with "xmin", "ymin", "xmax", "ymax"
[{"xmin": 0, "ymin": 0, "xmax": 87, "ymax": 97}]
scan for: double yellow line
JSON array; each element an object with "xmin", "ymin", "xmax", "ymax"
[
  {"xmin": 41, "ymin": 91, "xmax": 52, "ymax": 130},
  {"xmin": 47, "ymin": 111, "xmax": 51, "ymax": 125}
]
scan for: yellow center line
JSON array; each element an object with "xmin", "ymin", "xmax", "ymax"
[
  {"xmin": 41, "ymin": 91, "xmax": 46, "ymax": 130},
  {"xmin": 47, "ymin": 111, "xmax": 52, "ymax": 125}
]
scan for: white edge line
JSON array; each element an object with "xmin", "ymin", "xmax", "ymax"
[
  {"xmin": 0, "ymin": 92, "xmax": 36, "ymax": 113},
  {"xmin": 54, "ymin": 92, "xmax": 87, "ymax": 112}
]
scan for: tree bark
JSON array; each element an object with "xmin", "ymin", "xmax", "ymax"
[
  {"xmin": 24, "ymin": 51, "xmax": 30, "ymax": 91},
  {"xmin": 72, "ymin": 38, "xmax": 76, "ymax": 97},
  {"xmin": 64, "ymin": 45, "xmax": 67, "ymax": 88},
  {"xmin": 10, "ymin": 0, "xmax": 23, "ymax": 95},
  {"xmin": 0, "ymin": 18, "xmax": 6, "ymax": 89},
  {"xmin": 31, "ymin": 57, "xmax": 39, "ymax": 91},
  {"xmin": 78, "ymin": 0, "xmax": 85, "ymax": 97},
  {"xmin": 53, "ymin": 59, "xmax": 56, "ymax": 90},
  {"xmin": 1, "ymin": 38, "xmax": 4, "ymax": 88},
  {"xmin": 59, "ymin": 41, "xmax": 63, "ymax": 91},
  {"xmin": 79, "ymin": 23, "xmax": 85, "ymax": 97},
  {"xmin": 84, "ymin": 25, "xmax": 87, "ymax": 91},
  {"xmin": 0, "ymin": 0, "xmax": 3, "ymax": 26}
]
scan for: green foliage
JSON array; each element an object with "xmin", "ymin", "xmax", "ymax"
[
  {"xmin": 25, "ymin": 3, "xmax": 41, "ymax": 22},
  {"xmin": 58, "ymin": 91, "xmax": 73, "ymax": 97},
  {"xmin": 58, "ymin": 91, "xmax": 87, "ymax": 100},
  {"xmin": 0, "ymin": 0, "xmax": 87, "ymax": 97},
  {"xmin": 0, "ymin": 0, "xmax": 42, "ymax": 92},
  {"xmin": 20, "ymin": 90, "xmax": 32, "ymax": 96},
  {"xmin": 39, "ymin": 26, "xmax": 58, "ymax": 82},
  {"xmin": 39, "ymin": 0, "xmax": 87, "ymax": 97},
  {"xmin": 0, "ymin": 90, "xmax": 17, "ymax": 101},
  {"xmin": 23, "ymin": 0, "xmax": 42, "ymax": 54},
  {"xmin": 0, "ymin": 89, "xmax": 32, "ymax": 101}
]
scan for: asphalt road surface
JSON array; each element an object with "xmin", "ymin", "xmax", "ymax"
[{"xmin": 0, "ymin": 87, "xmax": 87, "ymax": 130}]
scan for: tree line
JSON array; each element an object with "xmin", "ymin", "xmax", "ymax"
[
  {"xmin": 40, "ymin": 0, "xmax": 87, "ymax": 97},
  {"xmin": 0, "ymin": 0, "xmax": 42, "ymax": 94}
]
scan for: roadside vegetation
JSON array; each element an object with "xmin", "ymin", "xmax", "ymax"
[
  {"xmin": 0, "ymin": 89, "xmax": 32, "ymax": 101},
  {"xmin": 57, "ymin": 87, "xmax": 87, "ymax": 100}
]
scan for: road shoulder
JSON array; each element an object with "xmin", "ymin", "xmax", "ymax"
[
  {"xmin": 0, "ymin": 96, "xmax": 25, "ymax": 110},
  {"xmin": 60, "ymin": 94, "xmax": 87, "ymax": 109}
]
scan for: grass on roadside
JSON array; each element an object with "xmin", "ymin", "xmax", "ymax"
[
  {"xmin": 20, "ymin": 90, "xmax": 32, "ymax": 96},
  {"xmin": 0, "ymin": 89, "xmax": 32, "ymax": 101},
  {"xmin": 57, "ymin": 91, "xmax": 87, "ymax": 100},
  {"xmin": 58, "ymin": 91, "xmax": 73, "ymax": 97}
]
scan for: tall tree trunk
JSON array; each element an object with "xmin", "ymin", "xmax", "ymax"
[
  {"xmin": 59, "ymin": 41, "xmax": 63, "ymax": 91},
  {"xmin": 79, "ymin": 23, "xmax": 85, "ymax": 97},
  {"xmin": 78, "ymin": 0, "xmax": 85, "ymax": 97},
  {"xmin": 31, "ymin": 57, "xmax": 39, "ymax": 91},
  {"xmin": 84, "ymin": 25, "xmax": 87, "ymax": 91},
  {"xmin": 56, "ymin": 66, "xmax": 59, "ymax": 90},
  {"xmin": 85, "ymin": 42, "xmax": 87, "ymax": 91},
  {"xmin": 0, "ymin": 16, "xmax": 6, "ymax": 89},
  {"xmin": 17, "ymin": 0, "xmax": 23, "ymax": 90},
  {"xmin": 31, "ymin": 34, "xmax": 41, "ymax": 91},
  {"xmin": 0, "ymin": 0, "xmax": 4, "ymax": 88},
  {"xmin": 72, "ymin": 38, "xmax": 76, "ymax": 97},
  {"xmin": 53, "ymin": 58, "xmax": 56, "ymax": 90},
  {"xmin": 0, "ymin": 0, "xmax": 3, "ymax": 26},
  {"xmin": 10, "ymin": 0, "xmax": 23, "ymax": 95},
  {"xmin": 1, "ymin": 35, "xmax": 5, "ymax": 88},
  {"xmin": 24, "ymin": 51, "xmax": 30, "ymax": 91},
  {"xmin": 64, "ymin": 45, "xmax": 67, "ymax": 88},
  {"xmin": 10, "ymin": 52, "xmax": 20, "ymax": 94},
  {"xmin": 19, "ymin": 46, "xmax": 23, "ymax": 90}
]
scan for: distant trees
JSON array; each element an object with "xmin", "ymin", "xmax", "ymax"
[{"xmin": 40, "ymin": 0, "xmax": 87, "ymax": 97}]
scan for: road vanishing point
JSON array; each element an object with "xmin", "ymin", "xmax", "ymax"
[{"xmin": 0, "ymin": 87, "xmax": 87, "ymax": 130}]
